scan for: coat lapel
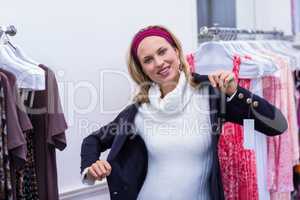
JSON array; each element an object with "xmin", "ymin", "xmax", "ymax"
[{"xmin": 107, "ymin": 103, "xmax": 139, "ymax": 161}]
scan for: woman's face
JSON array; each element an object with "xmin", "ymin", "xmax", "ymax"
[{"xmin": 137, "ymin": 36, "xmax": 181, "ymax": 86}]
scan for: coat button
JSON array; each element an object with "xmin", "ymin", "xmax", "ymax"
[
  {"xmin": 253, "ymin": 101, "xmax": 259, "ymax": 107},
  {"xmin": 246, "ymin": 98, "xmax": 252, "ymax": 104},
  {"xmin": 238, "ymin": 93, "xmax": 244, "ymax": 99},
  {"xmin": 113, "ymin": 191, "xmax": 118, "ymax": 195}
]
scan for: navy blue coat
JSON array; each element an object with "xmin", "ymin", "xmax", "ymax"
[{"xmin": 81, "ymin": 73, "xmax": 287, "ymax": 200}]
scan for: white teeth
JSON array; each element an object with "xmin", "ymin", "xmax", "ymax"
[{"xmin": 158, "ymin": 67, "xmax": 169, "ymax": 75}]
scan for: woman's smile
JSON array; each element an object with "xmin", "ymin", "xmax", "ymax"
[{"xmin": 157, "ymin": 66, "xmax": 170, "ymax": 76}]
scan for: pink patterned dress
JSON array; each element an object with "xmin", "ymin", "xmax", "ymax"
[
  {"xmin": 260, "ymin": 51, "xmax": 296, "ymax": 200},
  {"xmin": 218, "ymin": 77, "xmax": 259, "ymax": 200}
]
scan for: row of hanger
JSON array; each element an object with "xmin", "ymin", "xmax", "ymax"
[
  {"xmin": 0, "ymin": 25, "xmax": 45, "ymax": 90},
  {"xmin": 195, "ymin": 27, "xmax": 300, "ymax": 79},
  {"xmin": 2, "ymin": 25, "xmax": 298, "ymax": 89}
]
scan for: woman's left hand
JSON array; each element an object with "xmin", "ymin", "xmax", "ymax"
[{"xmin": 208, "ymin": 70, "xmax": 238, "ymax": 96}]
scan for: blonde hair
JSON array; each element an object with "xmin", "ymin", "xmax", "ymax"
[{"xmin": 127, "ymin": 25, "xmax": 198, "ymax": 104}]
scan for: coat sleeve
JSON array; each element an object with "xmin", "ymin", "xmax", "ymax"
[
  {"xmin": 80, "ymin": 109, "xmax": 126, "ymax": 173},
  {"xmin": 222, "ymin": 85, "xmax": 288, "ymax": 136}
]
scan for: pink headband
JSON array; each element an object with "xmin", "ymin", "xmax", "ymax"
[{"xmin": 131, "ymin": 27, "xmax": 176, "ymax": 63}]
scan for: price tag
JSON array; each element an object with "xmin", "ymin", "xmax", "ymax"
[{"xmin": 243, "ymin": 119, "xmax": 255, "ymax": 150}]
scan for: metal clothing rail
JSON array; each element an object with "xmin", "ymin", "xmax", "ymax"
[{"xmin": 198, "ymin": 26, "xmax": 284, "ymax": 41}]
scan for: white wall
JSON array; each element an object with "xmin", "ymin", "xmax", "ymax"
[
  {"xmin": 0, "ymin": 0, "xmax": 294, "ymax": 198},
  {"xmin": 236, "ymin": 0, "xmax": 292, "ymax": 34},
  {"xmin": 236, "ymin": 1, "xmax": 256, "ymax": 29},
  {"xmin": 0, "ymin": 0, "xmax": 198, "ymax": 196},
  {"xmin": 254, "ymin": 0, "xmax": 292, "ymax": 34}
]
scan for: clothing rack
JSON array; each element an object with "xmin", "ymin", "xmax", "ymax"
[
  {"xmin": 0, "ymin": 25, "xmax": 36, "ymax": 106},
  {"xmin": 198, "ymin": 26, "xmax": 285, "ymax": 41},
  {"xmin": 0, "ymin": 24, "xmax": 67, "ymax": 200}
]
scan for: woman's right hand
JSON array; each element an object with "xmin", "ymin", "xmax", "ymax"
[{"xmin": 87, "ymin": 160, "xmax": 112, "ymax": 181}]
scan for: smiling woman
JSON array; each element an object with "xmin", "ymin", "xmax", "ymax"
[
  {"xmin": 127, "ymin": 25, "xmax": 197, "ymax": 103},
  {"xmin": 80, "ymin": 25, "xmax": 288, "ymax": 200}
]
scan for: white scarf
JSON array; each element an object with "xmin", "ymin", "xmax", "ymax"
[{"xmin": 139, "ymin": 71, "xmax": 195, "ymax": 120}]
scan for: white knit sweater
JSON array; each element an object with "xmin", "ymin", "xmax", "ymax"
[{"xmin": 135, "ymin": 71, "xmax": 213, "ymax": 200}]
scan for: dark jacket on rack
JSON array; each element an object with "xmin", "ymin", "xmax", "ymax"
[{"xmin": 80, "ymin": 73, "xmax": 288, "ymax": 200}]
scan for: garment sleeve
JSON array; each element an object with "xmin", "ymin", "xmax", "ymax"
[
  {"xmin": 80, "ymin": 108, "xmax": 127, "ymax": 174},
  {"xmin": 38, "ymin": 65, "xmax": 68, "ymax": 151},
  {"xmin": 226, "ymin": 89, "xmax": 238, "ymax": 102},
  {"xmin": 0, "ymin": 69, "xmax": 33, "ymax": 132},
  {"xmin": 81, "ymin": 167, "xmax": 96, "ymax": 185},
  {"xmin": 223, "ymin": 85, "xmax": 288, "ymax": 136},
  {"xmin": 46, "ymin": 68, "xmax": 68, "ymax": 150},
  {"xmin": 0, "ymin": 73, "xmax": 27, "ymax": 169}
]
